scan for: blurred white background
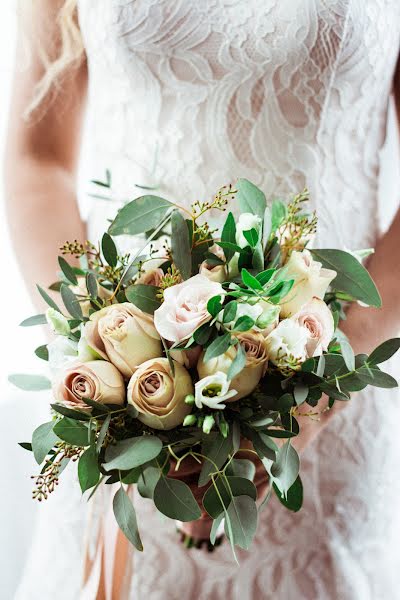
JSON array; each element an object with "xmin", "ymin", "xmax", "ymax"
[{"xmin": 0, "ymin": 2, "xmax": 399, "ymax": 599}]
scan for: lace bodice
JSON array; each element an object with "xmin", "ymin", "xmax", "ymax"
[{"xmin": 15, "ymin": 2, "xmax": 400, "ymax": 600}]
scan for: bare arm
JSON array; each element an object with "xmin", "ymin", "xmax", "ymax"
[
  {"xmin": 4, "ymin": 0, "xmax": 87, "ymax": 310},
  {"xmin": 293, "ymin": 61, "xmax": 400, "ymax": 453}
]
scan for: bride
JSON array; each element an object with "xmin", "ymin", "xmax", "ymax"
[{"xmin": 6, "ymin": 1, "xmax": 400, "ymax": 598}]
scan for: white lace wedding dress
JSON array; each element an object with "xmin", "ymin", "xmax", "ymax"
[{"xmin": 15, "ymin": 1, "xmax": 400, "ymax": 599}]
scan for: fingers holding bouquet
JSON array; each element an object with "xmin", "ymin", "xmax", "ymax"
[{"xmin": 11, "ymin": 179, "xmax": 400, "ymax": 556}]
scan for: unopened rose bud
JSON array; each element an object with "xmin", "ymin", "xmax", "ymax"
[
  {"xmin": 183, "ymin": 414, "xmax": 197, "ymax": 427},
  {"xmin": 202, "ymin": 414, "xmax": 215, "ymax": 434}
]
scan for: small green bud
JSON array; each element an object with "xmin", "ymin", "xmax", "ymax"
[
  {"xmin": 184, "ymin": 394, "xmax": 195, "ymax": 405},
  {"xmin": 197, "ymin": 416, "xmax": 205, "ymax": 428},
  {"xmin": 219, "ymin": 420, "xmax": 229, "ymax": 438},
  {"xmin": 46, "ymin": 308, "xmax": 70, "ymax": 336},
  {"xmin": 202, "ymin": 414, "xmax": 215, "ymax": 434},
  {"xmin": 183, "ymin": 414, "xmax": 197, "ymax": 427},
  {"xmin": 256, "ymin": 305, "xmax": 280, "ymax": 329}
]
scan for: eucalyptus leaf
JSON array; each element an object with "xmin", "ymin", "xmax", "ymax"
[
  {"xmin": 101, "ymin": 232, "xmax": 118, "ymax": 267},
  {"xmin": 113, "ymin": 487, "xmax": 143, "ymax": 550},
  {"xmin": 8, "ymin": 373, "xmax": 51, "ymax": 392},
  {"xmin": 229, "ymin": 459, "xmax": 256, "ymax": 481},
  {"xmin": 368, "ymin": 338, "xmax": 400, "ymax": 365},
  {"xmin": 86, "ymin": 272, "xmax": 98, "ymax": 299},
  {"xmin": 36, "ymin": 285, "xmax": 61, "ymax": 312},
  {"xmin": 198, "ymin": 432, "xmax": 233, "ymax": 486},
  {"xmin": 356, "ymin": 366, "xmax": 398, "ymax": 389},
  {"xmin": 20, "ymin": 314, "xmax": 47, "ymax": 327},
  {"xmin": 310, "ymin": 249, "xmax": 381, "ymax": 308},
  {"xmin": 203, "ymin": 475, "xmax": 257, "ymax": 518},
  {"xmin": 32, "ymin": 421, "xmax": 59, "ymax": 464},
  {"xmin": 270, "ymin": 442, "xmax": 300, "ymax": 496},
  {"xmin": 227, "ymin": 343, "xmax": 246, "ymax": 380},
  {"xmin": 125, "ymin": 284, "xmax": 161, "ymax": 314},
  {"xmin": 53, "ymin": 418, "xmax": 91, "ymax": 446},
  {"xmin": 96, "ymin": 414, "xmax": 111, "ymax": 452},
  {"xmin": 50, "ymin": 403, "xmax": 91, "ymax": 421},
  {"xmin": 34, "ymin": 345, "xmax": 49, "ymax": 361},
  {"xmin": 236, "ymin": 179, "xmax": 266, "ymax": 218},
  {"xmin": 108, "ymin": 195, "xmax": 173, "ymax": 236},
  {"xmin": 271, "ymin": 199, "xmax": 287, "ymax": 231},
  {"xmin": 60, "ymin": 284, "xmax": 83, "ymax": 320},
  {"xmin": 293, "ymin": 383, "xmax": 309, "ymax": 406},
  {"xmin": 340, "ymin": 339, "xmax": 355, "ymax": 372},
  {"xmin": 171, "ymin": 210, "xmax": 192, "ymax": 280},
  {"xmin": 153, "ymin": 476, "xmax": 201, "ymax": 521},
  {"xmin": 273, "ymin": 475, "xmax": 303, "ymax": 512},
  {"xmin": 225, "ymin": 495, "xmax": 258, "ymax": 550},
  {"xmin": 58, "ymin": 257, "xmax": 78, "ymax": 285},
  {"xmin": 78, "ymin": 446, "xmax": 100, "ymax": 493},
  {"xmin": 210, "ymin": 512, "xmax": 224, "ymax": 545},
  {"xmin": 104, "ymin": 436, "xmax": 163, "ymax": 471},
  {"xmin": 137, "ymin": 465, "xmax": 161, "ymax": 499}
]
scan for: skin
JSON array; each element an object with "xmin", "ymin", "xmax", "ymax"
[{"xmin": 4, "ymin": 6, "xmax": 400, "ymax": 454}]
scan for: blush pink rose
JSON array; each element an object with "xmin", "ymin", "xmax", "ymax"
[
  {"xmin": 153, "ymin": 274, "xmax": 224, "ymax": 343},
  {"xmin": 293, "ymin": 297, "xmax": 334, "ymax": 357}
]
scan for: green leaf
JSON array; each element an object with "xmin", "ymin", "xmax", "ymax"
[
  {"xmin": 241, "ymin": 268, "xmax": 263, "ymax": 291},
  {"xmin": 58, "ymin": 257, "xmax": 78, "ymax": 285},
  {"xmin": 36, "ymin": 284, "xmax": 61, "ymax": 312},
  {"xmin": 207, "ymin": 295, "xmax": 223, "ymax": 317},
  {"xmin": 233, "ymin": 315, "xmax": 255, "ymax": 332},
  {"xmin": 20, "ymin": 314, "xmax": 48, "ymax": 327},
  {"xmin": 252, "ymin": 242, "xmax": 264, "ymax": 271},
  {"xmin": 225, "ymin": 495, "xmax": 258, "ymax": 550},
  {"xmin": 227, "ymin": 343, "xmax": 246, "ymax": 380},
  {"xmin": 34, "ymin": 345, "xmax": 49, "ymax": 361},
  {"xmin": 96, "ymin": 414, "xmax": 111, "ymax": 452},
  {"xmin": 86, "ymin": 272, "xmax": 98, "ymax": 299},
  {"xmin": 243, "ymin": 228, "xmax": 259, "ymax": 248},
  {"xmin": 198, "ymin": 432, "xmax": 233, "ymax": 486},
  {"xmin": 357, "ymin": 366, "xmax": 398, "ymax": 388},
  {"xmin": 78, "ymin": 446, "xmax": 100, "ymax": 492},
  {"xmin": 271, "ymin": 199, "xmax": 287, "ymax": 231},
  {"xmin": 203, "ymin": 476, "xmax": 257, "ymax": 518},
  {"xmin": 270, "ymin": 442, "xmax": 300, "ymax": 496},
  {"xmin": 368, "ymin": 338, "xmax": 400, "ymax": 365},
  {"xmin": 222, "ymin": 301, "xmax": 238, "ymax": 323},
  {"xmin": 19, "ymin": 442, "xmax": 33, "ymax": 452},
  {"xmin": 50, "ymin": 403, "xmax": 91, "ymax": 421},
  {"xmin": 228, "ymin": 459, "xmax": 256, "ymax": 481},
  {"xmin": 216, "ymin": 241, "xmax": 244, "ymax": 255},
  {"xmin": 171, "ymin": 210, "xmax": 191, "ymax": 280},
  {"xmin": 137, "ymin": 465, "xmax": 161, "ymax": 499},
  {"xmin": 262, "ymin": 206, "xmax": 272, "ymax": 247},
  {"xmin": 236, "ymin": 179, "xmax": 266, "ymax": 218},
  {"xmin": 256, "ymin": 269, "xmax": 275, "ymax": 286},
  {"xmin": 210, "ymin": 512, "xmax": 224, "ymax": 545},
  {"xmin": 266, "ymin": 429, "xmax": 297, "ymax": 439},
  {"xmin": 121, "ymin": 467, "xmax": 142, "ymax": 485},
  {"xmin": 104, "ymin": 436, "xmax": 163, "ymax": 471},
  {"xmin": 113, "ymin": 487, "xmax": 143, "ymax": 550},
  {"xmin": 293, "ymin": 383, "xmax": 308, "ymax": 406},
  {"xmin": 108, "ymin": 195, "xmax": 173, "ymax": 236},
  {"xmin": 340, "ymin": 339, "xmax": 355, "ymax": 372},
  {"xmin": 60, "ymin": 284, "xmax": 83, "ymax": 320},
  {"xmin": 53, "ymin": 418, "xmax": 91, "ymax": 446},
  {"xmin": 310, "ymin": 249, "xmax": 381, "ymax": 308},
  {"xmin": 32, "ymin": 421, "xmax": 59, "ymax": 464},
  {"xmin": 8, "ymin": 373, "xmax": 51, "ymax": 391},
  {"xmin": 221, "ymin": 212, "xmax": 237, "ymax": 262},
  {"xmin": 125, "ymin": 284, "xmax": 161, "ymax": 314},
  {"xmin": 316, "ymin": 354, "xmax": 326, "ymax": 378},
  {"xmin": 153, "ymin": 476, "xmax": 202, "ymax": 521},
  {"xmin": 101, "ymin": 232, "xmax": 118, "ymax": 267},
  {"xmin": 273, "ymin": 475, "xmax": 303, "ymax": 512},
  {"xmin": 203, "ymin": 333, "xmax": 232, "ymax": 362},
  {"xmin": 193, "ymin": 323, "xmax": 213, "ymax": 345}
]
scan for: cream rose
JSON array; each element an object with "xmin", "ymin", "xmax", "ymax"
[
  {"xmin": 136, "ymin": 267, "xmax": 164, "ymax": 287},
  {"xmin": 127, "ymin": 358, "xmax": 192, "ymax": 430},
  {"xmin": 197, "ymin": 331, "xmax": 268, "ymax": 401},
  {"xmin": 153, "ymin": 274, "xmax": 224, "ymax": 342},
  {"xmin": 199, "ymin": 244, "xmax": 227, "ymax": 283},
  {"xmin": 54, "ymin": 360, "xmax": 125, "ymax": 410},
  {"xmin": 265, "ymin": 319, "xmax": 309, "ymax": 371},
  {"xmin": 280, "ymin": 249, "xmax": 336, "ymax": 317},
  {"xmin": 293, "ymin": 298, "xmax": 334, "ymax": 357},
  {"xmin": 84, "ymin": 303, "xmax": 162, "ymax": 378}
]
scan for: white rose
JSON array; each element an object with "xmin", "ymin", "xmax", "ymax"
[
  {"xmin": 84, "ymin": 303, "xmax": 162, "ymax": 378},
  {"xmin": 265, "ymin": 319, "xmax": 309, "ymax": 371},
  {"xmin": 293, "ymin": 298, "xmax": 334, "ymax": 357},
  {"xmin": 236, "ymin": 213, "xmax": 262, "ymax": 248},
  {"xmin": 53, "ymin": 360, "xmax": 125, "ymax": 410},
  {"xmin": 197, "ymin": 331, "xmax": 269, "ymax": 400},
  {"xmin": 136, "ymin": 267, "xmax": 164, "ymax": 287},
  {"xmin": 195, "ymin": 372, "xmax": 237, "ymax": 410},
  {"xmin": 127, "ymin": 358, "xmax": 192, "ymax": 430},
  {"xmin": 48, "ymin": 336, "xmax": 78, "ymax": 374},
  {"xmin": 280, "ymin": 249, "xmax": 336, "ymax": 317},
  {"xmin": 153, "ymin": 274, "xmax": 224, "ymax": 343}
]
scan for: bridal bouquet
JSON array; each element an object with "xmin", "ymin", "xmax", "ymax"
[{"xmin": 11, "ymin": 178, "xmax": 400, "ymax": 557}]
